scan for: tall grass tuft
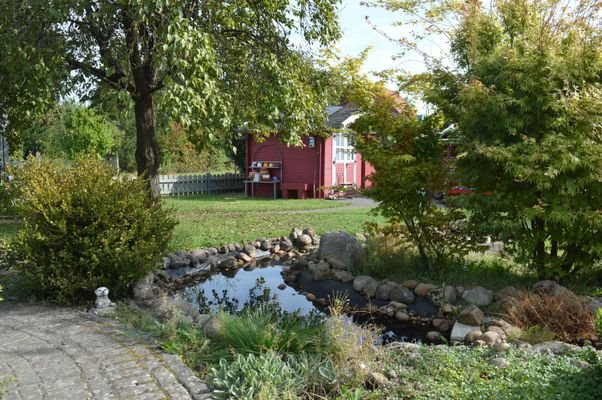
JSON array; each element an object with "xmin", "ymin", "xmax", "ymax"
[{"xmin": 503, "ymin": 292, "xmax": 596, "ymax": 343}]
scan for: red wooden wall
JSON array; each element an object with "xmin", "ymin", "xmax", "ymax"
[{"xmin": 246, "ymin": 134, "xmax": 374, "ymax": 199}]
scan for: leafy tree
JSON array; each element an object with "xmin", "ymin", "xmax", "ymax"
[
  {"xmin": 374, "ymin": 0, "xmax": 602, "ymax": 278},
  {"xmin": 0, "ymin": 1, "xmax": 341, "ymax": 196},
  {"xmin": 39, "ymin": 103, "xmax": 122, "ymax": 159},
  {"xmin": 353, "ymin": 89, "xmax": 475, "ymax": 268}
]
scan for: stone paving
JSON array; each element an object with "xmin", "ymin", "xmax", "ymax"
[{"xmin": 0, "ymin": 302, "xmax": 213, "ymax": 399}]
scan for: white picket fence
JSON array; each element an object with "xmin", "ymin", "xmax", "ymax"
[{"xmin": 159, "ymin": 173, "xmax": 244, "ymax": 196}]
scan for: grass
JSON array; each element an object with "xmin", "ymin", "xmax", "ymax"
[
  {"xmin": 383, "ymin": 345, "xmax": 602, "ymax": 400},
  {"xmin": 0, "ymin": 222, "xmax": 20, "ymax": 242},
  {"xmin": 0, "ymin": 194, "xmax": 379, "ymax": 251},
  {"xmin": 167, "ymin": 194, "xmax": 381, "ymax": 249}
]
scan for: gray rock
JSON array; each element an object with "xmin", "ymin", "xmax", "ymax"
[
  {"xmin": 530, "ymin": 341, "xmax": 579, "ymax": 355},
  {"xmin": 450, "ymin": 321, "xmax": 481, "ymax": 343},
  {"xmin": 260, "ymin": 239, "xmax": 272, "ymax": 251},
  {"xmin": 318, "ymin": 231, "xmax": 363, "ymax": 272},
  {"xmin": 488, "ymin": 358, "xmax": 510, "ymax": 368},
  {"xmin": 569, "ymin": 359, "xmax": 590, "ymax": 369},
  {"xmin": 375, "ymin": 282, "xmax": 397, "ymax": 301},
  {"xmin": 462, "ymin": 286, "xmax": 494, "ymax": 306},
  {"xmin": 168, "ymin": 253, "xmax": 190, "ymax": 269},
  {"xmin": 353, "ymin": 275, "xmax": 375, "ymax": 292},
  {"xmin": 486, "ymin": 326, "xmax": 507, "ymax": 341},
  {"xmin": 309, "ymin": 260, "xmax": 332, "ymax": 281},
  {"xmin": 297, "ymin": 234, "xmax": 313, "ymax": 247},
  {"xmin": 402, "ymin": 280, "xmax": 419, "ymax": 289},
  {"xmin": 389, "ymin": 286, "xmax": 415, "ymax": 303},
  {"xmin": 218, "ymin": 256, "xmax": 237, "ymax": 269},
  {"xmin": 325, "ymin": 255, "xmax": 346, "ymax": 270},
  {"xmin": 290, "ymin": 227, "xmax": 303, "ymax": 241},
  {"xmin": 495, "ymin": 286, "xmax": 522, "ymax": 301},
  {"xmin": 280, "ymin": 237, "xmax": 294, "ymax": 251},
  {"xmin": 464, "ymin": 329, "xmax": 484, "ymax": 345},
  {"xmin": 207, "ymin": 247, "xmax": 218, "ymax": 256},
  {"xmin": 238, "ymin": 252, "xmax": 252, "ymax": 263},
  {"xmin": 493, "ymin": 342, "xmax": 511, "ymax": 353},
  {"xmin": 133, "ymin": 273, "xmax": 155, "ymax": 301},
  {"xmin": 587, "ymin": 298, "xmax": 602, "ymax": 315},
  {"xmin": 457, "ymin": 305, "xmax": 485, "ymax": 325},
  {"xmin": 363, "ymin": 281, "xmax": 380, "ymax": 298},
  {"xmin": 426, "ymin": 331, "xmax": 447, "ymax": 344},
  {"xmin": 332, "ymin": 269, "xmax": 354, "ymax": 283},
  {"xmin": 302, "ymin": 228, "xmax": 316, "ymax": 239},
  {"xmin": 203, "ymin": 317, "xmax": 222, "ymax": 339},
  {"xmin": 414, "ymin": 283, "xmax": 437, "ymax": 297},
  {"xmin": 244, "ymin": 244, "xmax": 257, "ymax": 258},
  {"xmin": 190, "ymin": 249, "xmax": 208, "ymax": 260},
  {"xmin": 480, "ymin": 331, "xmax": 502, "ymax": 345},
  {"xmin": 532, "ymin": 280, "xmax": 571, "ymax": 298},
  {"xmin": 444, "ymin": 285, "xmax": 457, "ymax": 304},
  {"xmin": 227, "ymin": 243, "xmax": 237, "ymax": 252}
]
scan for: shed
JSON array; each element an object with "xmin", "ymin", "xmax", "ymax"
[{"xmin": 244, "ymin": 102, "xmax": 375, "ymax": 199}]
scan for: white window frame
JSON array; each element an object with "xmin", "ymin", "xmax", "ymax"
[{"xmin": 333, "ymin": 133, "xmax": 355, "ymax": 162}]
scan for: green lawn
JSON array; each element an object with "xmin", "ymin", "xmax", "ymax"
[
  {"xmin": 0, "ymin": 222, "xmax": 21, "ymax": 242},
  {"xmin": 167, "ymin": 194, "xmax": 381, "ymax": 250},
  {"xmin": 0, "ymin": 195, "xmax": 379, "ymax": 251}
]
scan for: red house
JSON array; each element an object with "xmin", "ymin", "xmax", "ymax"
[{"xmin": 244, "ymin": 102, "xmax": 376, "ymax": 199}]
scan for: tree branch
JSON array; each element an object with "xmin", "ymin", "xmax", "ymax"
[{"xmin": 66, "ymin": 58, "xmax": 134, "ymax": 95}]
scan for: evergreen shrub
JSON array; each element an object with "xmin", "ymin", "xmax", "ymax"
[{"xmin": 7, "ymin": 156, "xmax": 176, "ymax": 304}]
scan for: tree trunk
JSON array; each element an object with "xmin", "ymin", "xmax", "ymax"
[
  {"xmin": 134, "ymin": 93, "xmax": 161, "ymax": 198},
  {"xmin": 532, "ymin": 218, "xmax": 546, "ymax": 277}
]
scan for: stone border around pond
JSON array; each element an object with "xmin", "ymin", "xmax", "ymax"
[{"xmin": 132, "ymin": 227, "xmax": 602, "ymax": 352}]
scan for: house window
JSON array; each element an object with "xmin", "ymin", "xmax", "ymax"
[{"xmin": 334, "ymin": 133, "xmax": 355, "ymax": 162}]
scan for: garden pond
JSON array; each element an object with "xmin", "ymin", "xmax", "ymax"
[{"xmin": 180, "ymin": 264, "xmax": 438, "ymax": 342}]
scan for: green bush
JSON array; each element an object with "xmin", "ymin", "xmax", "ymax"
[
  {"xmin": 0, "ymin": 182, "xmax": 16, "ymax": 215},
  {"xmin": 6, "ymin": 157, "xmax": 176, "ymax": 304},
  {"xmin": 211, "ymin": 352, "xmax": 310, "ymax": 400}
]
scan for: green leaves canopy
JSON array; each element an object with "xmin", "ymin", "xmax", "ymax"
[
  {"xmin": 421, "ymin": 1, "xmax": 602, "ymax": 276},
  {"xmin": 0, "ymin": 0, "xmax": 341, "ymax": 149}
]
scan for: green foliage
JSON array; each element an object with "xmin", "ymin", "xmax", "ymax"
[
  {"xmin": 211, "ymin": 305, "xmax": 325, "ymax": 359},
  {"xmin": 157, "ymin": 123, "xmax": 233, "ymax": 173},
  {"xmin": 385, "ymin": 345, "xmax": 602, "ymax": 400},
  {"xmin": 0, "ymin": 376, "xmax": 14, "ymax": 400},
  {"xmin": 353, "ymin": 91, "xmax": 477, "ymax": 268},
  {"xmin": 405, "ymin": 1, "xmax": 602, "ymax": 278},
  {"xmin": 31, "ymin": 103, "xmax": 123, "ymax": 159},
  {"xmin": 518, "ymin": 325, "xmax": 558, "ymax": 345},
  {"xmin": 0, "ymin": 0, "xmax": 342, "ymax": 189},
  {"xmin": 6, "ymin": 157, "xmax": 176, "ymax": 304},
  {"xmin": 210, "ymin": 352, "xmax": 310, "ymax": 400},
  {"xmin": 0, "ymin": 183, "xmax": 16, "ymax": 216}
]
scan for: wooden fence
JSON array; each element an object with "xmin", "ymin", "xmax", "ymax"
[{"xmin": 159, "ymin": 173, "xmax": 244, "ymax": 196}]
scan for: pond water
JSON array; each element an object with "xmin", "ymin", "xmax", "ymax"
[
  {"xmin": 182, "ymin": 265, "xmax": 436, "ymax": 342},
  {"xmin": 183, "ymin": 265, "xmax": 318, "ymax": 315}
]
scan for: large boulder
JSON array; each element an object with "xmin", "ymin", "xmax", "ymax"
[
  {"xmin": 532, "ymin": 280, "xmax": 573, "ymax": 298},
  {"xmin": 462, "ymin": 286, "xmax": 494, "ymax": 306},
  {"xmin": 450, "ymin": 321, "xmax": 481, "ymax": 343},
  {"xmin": 318, "ymin": 231, "xmax": 363, "ymax": 271},
  {"xmin": 414, "ymin": 283, "xmax": 437, "ymax": 297},
  {"xmin": 375, "ymin": 282, "xmax": 397, "ymax": 301},
  {"xmin": 457, "ymin": 304, "xmax": 485, "ymax": 325},
  {"xmin": 353, "ymin": 275, "xmax": 375, "ymax": 292},
  {"xmin": 389, "ymin": 286, "xmax": 415, "ymax": 304}
]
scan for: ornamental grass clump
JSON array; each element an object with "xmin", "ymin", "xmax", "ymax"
[
  {"xmin": 502, "ymin": 292, "xmax": 596, "ymax": 343},
  {"xmin": 6, "ymin": 156, "xmax": 176, "ymax": 304}
]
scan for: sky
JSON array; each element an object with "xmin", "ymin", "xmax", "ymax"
[{"xmin": 333, "ymin": 1, "xmax": 450, "ymax": 112}]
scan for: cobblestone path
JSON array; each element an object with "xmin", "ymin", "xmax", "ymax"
[{"xmin": 0, "ymin": 303, "xmax": 212, "ymax": 399}]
